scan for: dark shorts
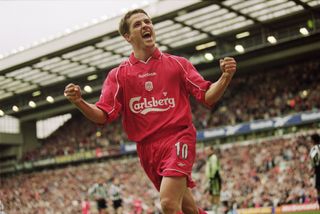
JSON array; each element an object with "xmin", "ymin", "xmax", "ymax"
[
  {"xmin": 97, "ymin": 199, "xmax": 107, "ymax": 210},
  {"xmin": 209, "ymin": 179, "xmax": 221, "ymax": 196},
  {"xmin": 316, "ymin": 175, "xmax": 320, "ymax": 190},
  {"xmin": 137, "ymin": 126, "xmax": 197, "ymax": 191},
  {"xmin": 113, "ymin": 199, "xmax": 123, "ymax": 209}
]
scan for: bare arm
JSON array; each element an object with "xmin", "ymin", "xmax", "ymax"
[
  {"xmin": 64, "ymin": 83, "xmax": 107, "ymax": 124},
  {"xmin": 205, "ymin": 57, "xmax": 236, "ymax": 106}
]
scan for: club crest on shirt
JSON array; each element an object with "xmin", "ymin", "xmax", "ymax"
[{"xmin": 145, "ymin": 81, "xmax": 153, "ymax": 91}]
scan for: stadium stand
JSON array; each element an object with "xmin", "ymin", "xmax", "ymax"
[
  {"xmin": 193, "ymin": 59, "xmax": 320, "ymax": 129},
  {"xmin": 1, "ymin": 132, "xmax": 319, "ymax": 213},
  {"xmin": 1, "ymin": 0, "xmax": 320, "ymax": 213}
]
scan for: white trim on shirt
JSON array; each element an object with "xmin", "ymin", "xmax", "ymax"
[{"xmin": 169, "ymin": 56, "xmax": 207, "ymax": 92}]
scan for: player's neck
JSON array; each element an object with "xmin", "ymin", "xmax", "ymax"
[{"xmin": 133, "ymin": 46, "xmax": 156, "ymax": 62}]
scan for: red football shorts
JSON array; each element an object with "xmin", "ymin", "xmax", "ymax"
[{"xmin": 136, "ymin": 126, "xmax": 197, "ymax": 191}]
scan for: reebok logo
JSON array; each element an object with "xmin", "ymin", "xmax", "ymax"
[
  {"xmin": 138, "ymin": 72, "xmax": 156, "ymax": 78},
  {"xmin": 177, "ymin": 162, "xmax": 186, "ymax": 167},
  {"xmin": 129, "ymin": 96, "xmax": 175, "ymax": 115}
]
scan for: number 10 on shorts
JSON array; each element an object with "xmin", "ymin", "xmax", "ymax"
[{"xmin": 175, "ymin": 142, "xmax": 188, "ymax": 159}]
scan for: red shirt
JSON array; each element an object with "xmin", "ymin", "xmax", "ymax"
[{"xmin": 96, "ymin": 48, "xmax": 211, "ymax": 142}]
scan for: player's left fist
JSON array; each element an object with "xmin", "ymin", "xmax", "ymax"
[{"xmin": 219, "ymin": 57, "xmax": 236, "ymax": 76}]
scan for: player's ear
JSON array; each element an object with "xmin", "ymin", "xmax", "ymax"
[{"xmin": 124, "ymin": 33, "xmax": 131, "ymax": 43}]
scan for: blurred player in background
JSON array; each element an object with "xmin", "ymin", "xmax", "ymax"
[
  {"xmin": 81, "ymin": 196, "xmax": 91, "ymax": 214},
  {"xmin": 0, "ymin": 200, "xmax": 6, "ymax": 214},
  {"xmin": 108, "ymin": 177, "xmax": 123, "ymax": 214},
  {"xmin": 205, "ymin": 146, "xmax": 222, "ymax": 214},
  {"xmin": 88, "ymin": 178, "xmax": 109, "ymax": 214},
  {"xmin": 310, "ymin": 133, "xmax": 320, "ymax": 207},
  {"xmin": 65, "ymin": 8, "xmax": 236, "ymax": 214}
]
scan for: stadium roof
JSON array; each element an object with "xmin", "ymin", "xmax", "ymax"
[{"xmin": 0, "ymin": 0, "xmax": 320, "ymax": 121}]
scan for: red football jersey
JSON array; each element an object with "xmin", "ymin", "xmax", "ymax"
[{"xmin": 96, "ymin": 48, "xmax": 211, "ymax": 142}]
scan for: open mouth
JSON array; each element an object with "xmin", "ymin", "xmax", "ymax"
[{"xmin": 142, "ymin": 32, "xmax": 152, "ymax": 40}]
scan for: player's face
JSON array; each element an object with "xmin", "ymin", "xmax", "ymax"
[
  {"xmin": 125, "ymin": 13, "xmax": 156, "ymax": 49},
  {"xmin": 205, "ymin": 147, "xmax": 214, "ymax": 156}
]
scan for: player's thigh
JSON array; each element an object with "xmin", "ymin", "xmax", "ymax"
[
  {"xmin": 181, "ymin": 188, "xmax": 198, "ymax": 213},
  {"xmin": 116, "ymin": 207, "xmax": 123, "ymax": 214},
  {"xmin": 212, "ymin": 195, "xmax": 220, "ymax": 204},
  {"xmin": 160, "ymin": 176, "xmax": 187, "ymax": 204}
]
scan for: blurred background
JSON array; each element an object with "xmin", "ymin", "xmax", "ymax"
[{"xmin": 0, "ymin": 0, "xmax": 320, "ymax": 213}]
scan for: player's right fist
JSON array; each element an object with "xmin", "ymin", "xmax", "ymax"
[
  {"xmin": 219, "ymin": 57, "xmax": 236, "ymax": 77},
  {"xmin": 64, "ymin": 83, "xmax": 82, "ymax": 104}
]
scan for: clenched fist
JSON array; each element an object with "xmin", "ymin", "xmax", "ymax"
[
  {"xmin": 64, "ymin": 83, "xmax": 82, "ymax": 104},
  {"xmin": 219, "ymin": 57, "xmax": 236, "ymax": 76}
]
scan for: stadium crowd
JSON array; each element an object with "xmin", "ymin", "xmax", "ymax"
[
  {"xmin": 1, "ymin": 132, "xmax": 318, "ymax": 213},
  {"xmin": 22, "ymin": 116, "xmax": 127, "ymax": 161},
  {"xmin": 195, "ymin": 133, "xmax": 317, "ymax": 211},
  {"xmin": 192, "ymin": 59, "xmax": 320, "ymax": 129},
  {"xmin": 22, "ymin": 59, "xmax": 320, "ymax": 161}
]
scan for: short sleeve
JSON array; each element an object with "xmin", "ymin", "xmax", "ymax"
[
  {"xmin": 96, "ymin": 68, "xmax": 122, "ymax": 123},
  {"xmin": 178, "ymin": 57, "xmax": 212, "ymax": 106}
]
